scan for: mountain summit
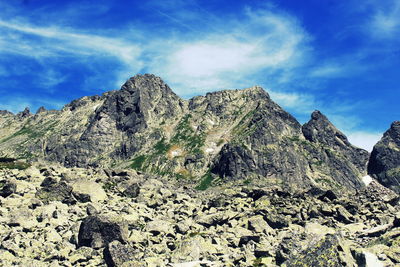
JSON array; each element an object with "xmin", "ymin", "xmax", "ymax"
[{"xmin": 0, "ymin": 74, "xmax": 373, "ymax": 192}]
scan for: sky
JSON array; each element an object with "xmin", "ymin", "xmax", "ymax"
[{"xmin": 0, "ymin": 0, "xmax": 399, "ymax": 151}]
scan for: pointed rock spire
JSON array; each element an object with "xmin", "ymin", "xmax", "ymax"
[
  {"xmin": 302, "ymin": 110, "xmax": 369, "ymax": 174},
  {"xmin": 302, "ymin": 110, "xmax": 349, "ymax": 145},
  {"xmin": 17, "ymin": 107, "xmax": 31, "ymax": 118},
  {"xmin": 36, "ymin": 106, "xmax": 46, "ymax": 114}
]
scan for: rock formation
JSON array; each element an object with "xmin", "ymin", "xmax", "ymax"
[{"xmin": 368, "ymin": 121, "xmax": 400, "ymax": 193}]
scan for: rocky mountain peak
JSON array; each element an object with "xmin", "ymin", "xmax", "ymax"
[
  {"xmin": 36, "ymin": 106, "xmax": 46, "ymax": 114},
  {"xmin": 303, "ymin": 110, "xmax": 348, "ymax": 145},
  {"xmin": 121, "ymin": 74, "xmax": 178, "ymax": 97},
  {"xmin": 302, "ymin": 110, "xmax": 369, "ymax": 177},
  {"xmin": 368, "ymin": 121, "xmax": 400, "ymax": 193},
  {"xmin": 0, "ymin": 74, "xmax": 372, "ymax": 193},
  {"xmin": 0, "ymin": 110, "xmax": 13, "ymax": 116},
  {"xmin": 17, "ymin": 107, "xmax": 31, "ymax": 118},
  {"xmin": 310, "ymin": 110, "xmax": 326, "ymax": 120}
]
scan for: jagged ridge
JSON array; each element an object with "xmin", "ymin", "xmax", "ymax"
[{"xmin": 0, "ymin": 74, "xmax": 370, "ymax": 193}]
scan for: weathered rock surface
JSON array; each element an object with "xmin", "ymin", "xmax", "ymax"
[{"xmin": 368, "ymin": 121, "xmax": 400, "ymax": 193}]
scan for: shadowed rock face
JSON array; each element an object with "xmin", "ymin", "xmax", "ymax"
[
  {"xmin": 368, "ymin": 121, "xmax": 400, "ymax": 193},
  {"xmin": 211, "ymin": 109, "xmax": 368, "ymax": 191}
]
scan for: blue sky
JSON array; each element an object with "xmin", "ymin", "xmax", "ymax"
[{"xmin": 0, "ymin": 0, "xmax": 399, "ymax": 151}]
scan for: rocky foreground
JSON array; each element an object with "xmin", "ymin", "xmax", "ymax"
[{"xmin": 1, "ymin": 163, "xmax": 400, "ymax": 267}]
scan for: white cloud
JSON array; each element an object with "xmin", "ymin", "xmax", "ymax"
[
  {"xmin": 310, "ymin": 64, "xmax": 345, "ymax": 78},
  {"xmin": 147, "ymin": 9, "xmax": 309, "ymax": 95},
  {"xmin": 347, "ymin": 131, "xmax": 382, "ymax": 151},
  {"xmin": 0, "ymin": 19, "xmax": 143, "ymax": 90},
  {"xmin": 368, "ymin": 0, "xmax": 400, "ymax": 39},
  {"xmin": 269, "ymin": 90, "xmax": 317, "ymax": 114},
  {"xmin": 37, "ymin": 69, "xmax": 68, "ymax": 91}
]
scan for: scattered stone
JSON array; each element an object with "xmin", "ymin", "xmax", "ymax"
[{"xmin": 123, "ymin": 183, "xmax": 140, "ymax": 198}]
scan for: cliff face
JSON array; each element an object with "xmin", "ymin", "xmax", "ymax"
[
  {"xmin": 0, "ymin": 74, "xmax": 370, "ymax": 192},
  {"xmin": 368, "ymin": 121, "xmax": 400, "ymax": 193}
]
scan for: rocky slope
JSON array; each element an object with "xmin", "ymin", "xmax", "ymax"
[
  {"xmin": 1, "ymin": 164, "xmax": 400, "ymax": 266},
  {"xmin": 0, "ymin": 74, "xmax": 369, "ymax": 193}
]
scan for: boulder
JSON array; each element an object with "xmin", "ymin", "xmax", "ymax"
[
  {"xmin": 284, "ymin": 235, "xmax": 348, "ymax": 267},
  {"xmin": 78, "ymin": 215, "xmax": 128, "ymax": 248},
  {"xmin": 0, "ymin": 180, "xmax": 16, "ymax": 197},
  {"xmin": 35, "ymin": 178, "xmax": 74, "ymax": 204},
  {"xmin": 71, "ymin": 180, "xmax": 107, "ymax": 203},
  {"xmin": 123, "ymin": 183, "xmax": 140, "ymax": 198},
  {"xmin": 103, "ymin": 241, "xmax": 137, "ymax": 267}
]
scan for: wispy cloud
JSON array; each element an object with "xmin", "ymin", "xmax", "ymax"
[
  {"xmin": 148, "ymin": 8, "xmax": 310, "ymax": 95},
  {"xmin": 0, "ymin": 0, "xmax": 392, "ymax": 152},
  {"xmin": 36, "ymin": 69, "xmax": 68, "ymax": 91},
  {"xmin": 0, "ymin": 20, "xmax": 141, "ymax": 63},
  {"xmin": 369, "ymin": 0, "xmax": 400, "ymax": 39},
  {"xmin": 269, "ymin": 90, "xmax": 317, "ymax": 115}
]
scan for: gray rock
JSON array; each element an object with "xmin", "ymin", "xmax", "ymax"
[
  {"xmin": 284, "ymin": 235, "xmax": 347, "ymax": 267},
  {"xmin": 78, "ymin": 215, "xmax": 128, "ymax": 248},
  {"xmin": 0, "ymin": 180, "xmax": 16, "ymax": 197},
  {"xmin": 103, "ymin": 241, "xmax": 137, "ymax": 267},
  {"xmin": 123, "ymin": 183, "xmax": 140, "ymax": 198},
  {"xmin": 36, "ymin": 178, "xmax": 74, "ymax": 204}
]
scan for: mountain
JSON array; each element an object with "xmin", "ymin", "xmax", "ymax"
[
  {"xmin": 368, "ymin": 121, "xmax": 400, "ymax": 193},
  {"xmin": 0, "ymin": 74, "xmax": 370, "ymax": 193},
  {"xmin": 1, "ymin": 74, "xmax": 400, "ymax": 266}
]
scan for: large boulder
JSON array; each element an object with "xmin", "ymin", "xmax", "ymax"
[
  {"xmin": 35, "ymin": 177, "xmax": 74, "ymax": 204},
  {"xmin": 78, "ymin": 215, "xmax": 128, "ymax": 249},
  {"xmin": 103, "ymin": 241, "xmax": 137, "ymax": 267},
  {"xmin": 284, "ymin": 235, "xmax": 353, "ymax": 267},
  {"xmin": 71, "ymin": 180, "xmax": 107, "ymax": 203},
  {"xmin": 368, "ymin": 121, "xmax": 400, "ymax": 193}
]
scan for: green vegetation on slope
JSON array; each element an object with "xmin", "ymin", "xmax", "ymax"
[
  {"xmin": 195, "ymin": 171, "xmax": 214, "ymax": 190},
  {"xmin": 0, "ymin": 120, "xmax": 59, "ymax": 144},
  {"xmin": 0, "ymin": 158, "xmax": 31, "ymax": 170}
]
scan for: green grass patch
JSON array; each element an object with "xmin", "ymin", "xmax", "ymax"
[
  {"xmin": 196, "ymin": 171, "xmax": 214, "ymax": 190},
  {"xmin": 102, "ymin": 181, "xmax": 118, "ymax": 192},
  {"xmin": 154, "ymin": 138, "xmax": 171, "ymax": 154},
  {"xmin": 130, "ymin": 155, "xmax": 147, "ymax": 170},
  {"xmin": 243, "ymin": 179, "xmax": 252, "ymax": 185},
  {"xmin": 0, "ymin": 158, "xmax": 31, "ymax": 170},
  {"xmin": 171, "ymin": 114, "xmax": 205, "ymax": 153},
  {"xmin": 0, "ymin": 120, "xmax": 59, "ymax": 143}
]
